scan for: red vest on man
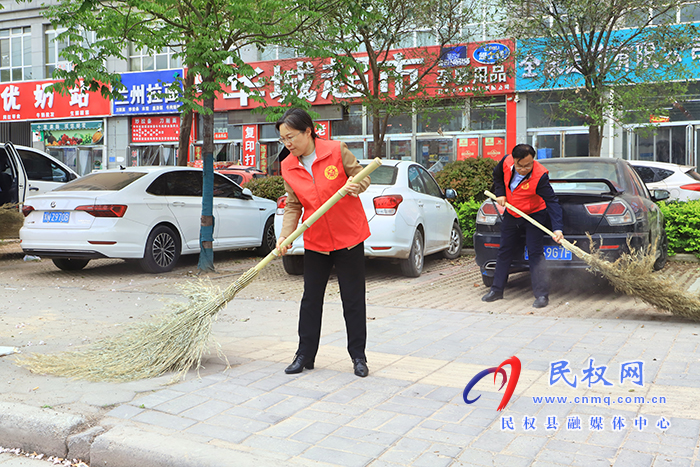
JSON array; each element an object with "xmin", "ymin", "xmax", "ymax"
[
  {"xmin": 502, "ymin": 155, "xmax": 548, "ymax": 217},
  {"xmin": 281, "ymin": 139, "xmax": 370, "ymax": 252}
]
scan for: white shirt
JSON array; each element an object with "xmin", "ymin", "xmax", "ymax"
[{"xmin": 299, "ymin": 150, "xmax": 317, "ymax": 178}]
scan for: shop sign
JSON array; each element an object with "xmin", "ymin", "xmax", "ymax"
[
  {"xmin": 132, "ymin": 116, "xmax": 180, "ymax": 142},
  {"xmin": 260, "ymin": 144, "xmax": 268, "ymax": 172},
  {"xmin": 457, "ymin": 138, "xmax": 479, "ymax": 160},
  {"xmin": 242, "ymin": 125, "xmax": 257, "ymax": 166},
  {"xmin": 214, "ymin": 39, "xmax": 515, "ymax": 112},
  {"xmin": 650, "ymin": 115, "xmax": 670, "ymax": 123},
  {"xmin": 315, "ymin": 121, "xmax": 331, "ymax": 139},
  {"xmin": 516, "ymin": 27, "xmax": 700, "ymax": 91},
  {"xmin": 214, "ymin": 128, "xmax": 229, "ymax": 140},
  {"xmin": 31, "ymin": 120, "xmax": 104, "ymax": 146},
  {"xmin": 483, "ymin": 137, "xmax": 505, "ymax": 161},
  {"xmin": 113, "ymin": 69, "xmax": 183, "ymax": 115},
  {"xmin": 0, "ymin": 79, "xmax": 110, "ymax": 122}
]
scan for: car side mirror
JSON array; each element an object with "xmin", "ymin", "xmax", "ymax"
[
  {"xmin": 242, "ymin": 187, "xmax": 254, "ymax": 200},
  {"xmin": 444, "ymin": 188, "xmax": 457, "ymax": 200},
  {"xmin": 651, "ymin": 189, "xmax": 670, "ymax": 202},
  {"xmin": 69, "ymin": 173, "xmax": 78, "ymax": 181}
]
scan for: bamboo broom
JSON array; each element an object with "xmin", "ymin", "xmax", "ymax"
[
  {"xmin": 484, "ymin": 190, "xmax": 700, "ymax": 320},
  {"xmin": 16, "ymin": 158, "xmax": 383, "ymax": 381}
]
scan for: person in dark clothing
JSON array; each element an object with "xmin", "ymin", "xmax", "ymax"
[{"xmin": 482, "ymin": 144, "xmax": 564, "ymax": 308}]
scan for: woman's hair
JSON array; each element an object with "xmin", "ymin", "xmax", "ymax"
[{"xmin": 275, "ymin": 108, "xmax": 318, "ymax": 139}]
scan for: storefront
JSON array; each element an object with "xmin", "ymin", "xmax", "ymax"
[
  {"xmin": 113, "ymin": 69, "xmax": 183, "ymax": 167},
  {"xmin": 213, "ymin": 39, "xmax": 517, "ymax": 171},
  {"xmin": 0, "ymin": 78, "xmax": 110, "ymax": 175}
]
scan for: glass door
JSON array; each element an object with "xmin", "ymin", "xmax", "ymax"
[{"xmin": 416, "ymin": 138, "xmax": 453, "ymax": 170}]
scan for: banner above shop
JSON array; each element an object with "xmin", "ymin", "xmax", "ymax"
[
  {"xmin": 213, "ymin": 40, "xmax": 515, "ymax": 111},
  {"xmin": 132, "ymin": 116, "xmax": 180, "ymax": 143},
  {"xmin": 31, "ymin": 120, "xmax": 104, "ymax": 146},
  {"xmin": 516, "ymin": 27, "xmax": 700, "ymax": 91},
  {"xmin": 0, "ymin": 79, "xmax": 110, "ymax": 122},
  {"xmin": 113, "ymin": 69, "xmax": 184, "ymax": 116}
]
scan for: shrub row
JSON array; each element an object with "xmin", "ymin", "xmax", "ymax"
[{"xmin": 658, "ymin": 200, "xmax": 700, "ymax": 258}]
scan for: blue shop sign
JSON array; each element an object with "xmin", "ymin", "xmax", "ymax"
[
  {"xmin": 473, "ymin": 43, "xmax": 511, "ymax": 65},
  {"xmin": 112, "ymin": 69, "xmax": 184, "ymax": 115},
  {"xmin": 516, "ymin": 27, "xmax": 700, "ymax": 91}
]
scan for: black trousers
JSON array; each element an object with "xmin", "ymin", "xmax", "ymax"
[
  {"xmin": 492, "ymin": 210, "xmax": 549, "ymax": 298},
  {"xmin": 297, "ymin": 243, "xmax": 367, "ymax": 361}
]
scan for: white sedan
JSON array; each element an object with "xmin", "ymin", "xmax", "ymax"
[
  {"xmin": 20, "ymin": 166, "xmax": 277, "ymax": 273},
  {"xmin": 274, "ymin": 159, "xmax": 463, "ymax": 277},
  {"xmin": 629, "ymin": 160, "xmax": 700, "ymax": 201}
]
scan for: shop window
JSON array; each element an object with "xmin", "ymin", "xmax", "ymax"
[
  {"xmin": 527, "ymin": 91, "xmax": 587, "ymax": 128},
  {"xmin": 564, "ymin": 134, "xmax": 589, "ymax": 157},
  {"xmin": 417, "ymin": 101, "xmax": 464, "ymax": 133},
  {"xmin": 259, "ymin": 45, "xmax": 296, "ymax": 61},
  {"xmin": 0, "ymin": 27, "xmax": 31, "ymax": 82},
  {"xmin": 470, "ymin": 97, "xmax": 505, "ymax": 131},
  {"xmin": 417, "ymin": 138, "xmax": 453, "ymax": 169},
  {"xmin": 260, "ymin": 124, "xmax": 278, "ymax": 139},
  {"xmin": 129, "ymin": 43, "xmax": 181, "ymax": 71},
  {"xmin": 332, "ymin": 105, "xmax": 363, "ymax": 136},
  {"xmin": 371, "ymin": 112, "xmax": 411, "ymax": 135},
  {"xmin": 389, "ymin": 140, "xmax": 412, "ymax": 161},
  {"xmin": 633, "ymin": 127, "xmax": 689, "ymax": 164}
]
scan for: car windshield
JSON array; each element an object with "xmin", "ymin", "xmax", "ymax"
[
  {"xmin": 360, "ymin": 164, "xmax": 397, "ymax": 185},
  {"xmin": 543, "ymin": 161, "xmax": 623, "ymax": 193},
  {"xmin": 54, "ymin": 172, "xmax": 147, "ymax": 191}
]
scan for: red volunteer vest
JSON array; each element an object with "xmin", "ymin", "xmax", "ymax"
[
  {"xmin": 281, "ymin": 139, "xmax": 370, "ymax": 252},
  {"xmin": 502, "ymin": 155, "xmax": 548, "ymax": 217}
]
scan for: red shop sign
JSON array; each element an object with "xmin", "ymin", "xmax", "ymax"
[
  {"xmin": 0, "ymin": 79, "xmax": 111, "ymax": 122},
  {"xmin": 132, "ymin": 116, "xmax": 180, "ymax": 142}
]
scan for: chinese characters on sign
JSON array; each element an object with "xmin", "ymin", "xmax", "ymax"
[
  {"xmin": 113, "ymin": 69, "xmax": 183, "ymax": 115},
  {"xmin": 0, "ymin": 80, "xmax": 110, "ymax": 121},
  {"xmin": 501, "ymin": 415, "xmax": 671, "ymax": 432},
  {"xmin": 242, "ymin": 125, "xmax": 257, "ymax": 167},
  {"xmin": 132, "ymin": 116, "xmax": 181, "ymax": 143},
  {"xmin": 549, "ymin": 359, "xmax": 644, "ymax": 388}
]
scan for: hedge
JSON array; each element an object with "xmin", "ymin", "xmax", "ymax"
[
  {"xmin": 433, "ymin": 158, "xmax": 498, "ymax": 205},
  {"xmin": 244, "ymin": 175, "xmax": 286, "ymax": 202},
  {"xmin": 658, "ymin": 200, "xmax": 700, "ymax": 258}
]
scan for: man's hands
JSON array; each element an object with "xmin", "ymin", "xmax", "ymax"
[
  {"xmin": 552, "ymin": 230, "xmax": 564, "ymax": 244},
  {"xmin": 495, "ymin": 196, "xmax": 506, "ymax": 206}
]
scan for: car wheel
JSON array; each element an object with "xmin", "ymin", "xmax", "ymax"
[
  {"xmin": 443, "ymin": 222, "xmax": 463, "ymax": 259},
  {"xmin": 52, "ymin": 258, "xmax": 89, "ymax": 271},
  {"xmin": 139, "ymin": 225, "xmax": 181, "ymax": 274},
  {"xmin": 256, "ymin": 216, "xmax": 276, "ymax": 256},
  {"xmin": 653, "ymin": 231, "xmax": 669, "ymax": 271},
  {"xmin": 400, "ymin": 230, "xmax": 424, "ymax": 277},
  {"xmin": 282, "ymin": 255, "xmax": 304, "ymax": 275}
]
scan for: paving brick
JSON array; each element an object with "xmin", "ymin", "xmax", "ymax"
[
  {"xmin": 613, "ymin": 449, "xmax": 654, "ymax": 467},
  {"xmin": 131, "ymin": 389, "xmax": 184, "ymax": 409},
  {"xmin": 258, "ymin": 417, "xmax": 312, "ymax": 439},
  {"xmin": 347, "ymin": 410, "xmax": 396, "ymax": 430},
  {"xmin": 333, "ymin": 426, "xmax": 401, "ymax": 446},
  {"xmin": 242, "ymin": 434, "xmax": 311, "ymax": 457},
  {"xmin": 184, "ymin": 423, "xmax": 251, "ymax": 444},
  {"xmin": 505, "ymin": 434, "xmax": 549, "ymax": 457},
  {"xmin": 290, "ymin": 421, "xmax": 340, "ymax": 444},
  {"xmin": 493, "ymin": 454, "xmax": 535, "ymax": 467},
  {"xmin": 153, "ymin": 393, "xmax": 210, "ymax": 415},
  {"xmin": 322, "ymin": 388, "xmax": 365, "ymax": 404},
  {"xmin": 131, "ymin": 410, "xmax": 197, "ymax": 431},
  {"xmin": 179, "ymin": 399, "xmax": 234, "ymax": 421},
  {"xmin": 376, "ymin": 414, "xmax": 424, "ymax": 435},
  {"xmin": 651, "ymin": 458, "xmax": 693, "ymax": 467},
  {"xmin": 105, "ymin": 404, "xmax": 144, "ymax": 419},
  {"xmin": 458, "ymin": 447, "xmax": 495, "ymax": 466},
  {"xmin": 317, "ymin": 435, "xmax": 387, "ymax": 458},
  {"xmin": 241, "ymin": 392, "xmax": 288, "ymax": 410},
  {"xmin": 302, "ymin": 446, "xmax": 373, "ymax": 467}
]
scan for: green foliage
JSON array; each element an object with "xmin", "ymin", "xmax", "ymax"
[
  {"xmin": 456, "ymin": 198, "xmax": 481, "ymax": 248},
  {"xmin": 658, "ymin": 200, "xmax": 700, "ymax": 258},
  {"xmin": 244, "ymin": 176, "xmax": 286, "ymax": 201},
  {"xmin": 433, "ymin": 158, "xmax": 498, "ymax": 205}
]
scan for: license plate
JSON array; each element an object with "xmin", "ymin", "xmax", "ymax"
[
  {"xmin": 43, "ymin": 211, "xmax": 70, "ymax": 223},
  {"xmin": 524, "ymin": 245, "xmax": 572, "ymax": 261}
]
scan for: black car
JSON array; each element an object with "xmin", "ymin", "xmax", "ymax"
[{"xmin": 474, "ymin": 157, "xmax": 670, "ymax": 287}]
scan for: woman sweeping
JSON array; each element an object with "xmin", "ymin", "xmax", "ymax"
[{"xmin": 276, "ymin": 108, "xmax": 371, "ymax": 378}]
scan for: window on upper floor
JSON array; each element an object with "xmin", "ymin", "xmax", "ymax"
[
  {"xmin": 0, "ymin": 27, "xmax": 32, "ymax": 82},
  {"xmin": 129, "ymin": 43, "xmax": 182, "ymax": 71},
  {"xmin": 45, "ymin": 26, "xmax": 96, "ymax": 79}
]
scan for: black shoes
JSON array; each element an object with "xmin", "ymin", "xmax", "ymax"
[
  {"xmin": 352, "ymin": 358, "xmax": 369, "ymax": 377},
  {"xmin": 481, "ymin": 290, "xmax": 503, "ymax": 302},
  {"xmin": 284, "ymin": 355, "xmax": 314, "ymax": 374},
  {"xmin": 533, "ymin": 296, "xmax": 549, "ymax": 308}
]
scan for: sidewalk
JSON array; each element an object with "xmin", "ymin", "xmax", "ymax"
[{"xmin": 2, "ymin": 296, "xmax": 700, "ymax": 467}]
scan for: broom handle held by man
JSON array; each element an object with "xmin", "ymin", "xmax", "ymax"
[
  {"xmin": 483, "ymin": 190, "xmax": 588, "ymax": 258},
  {"xmin": 253, "ymin": 158, "xmax": 382, "ymax": 272}
]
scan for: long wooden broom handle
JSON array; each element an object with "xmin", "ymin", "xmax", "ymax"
[
  {"xmin": 253, "ymin": 157, "xmax": 383, "ymax": 272},
  {"xmin": 483, "ymin": 190, "xmax": 582, "ymax": 254}
]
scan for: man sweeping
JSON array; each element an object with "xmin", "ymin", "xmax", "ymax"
[{"xmin": 482, "ymin": 144, "xmax": 564, "ymax": 308}]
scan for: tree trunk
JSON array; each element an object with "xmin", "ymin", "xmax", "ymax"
[
  {"xmin": 197, "ymin": 73, "xmax": 216, "ymax": 273},
  {"xmin": 589, "ymin": 124, "xmax": 603, "ymax": 157},
  {"xmin": 177, "ymin": 73, "xmax": 195, "ymax": 166},
  {"xmin": 371, "ymin": 110, "xmax": 385, "ymax": 158}
]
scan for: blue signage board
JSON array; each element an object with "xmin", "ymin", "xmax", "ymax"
[
  {"xmin": 516, "ymin": 28, "xmax": 700, "ymax": 91},
  {"xmin": 112, "ymin": 69, "xmax": 183, "ymax": 115}
]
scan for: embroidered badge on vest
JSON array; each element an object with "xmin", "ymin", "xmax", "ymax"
[
  {"xmin": 521, "ymin": 182, "xmax": 530, "ymax": 190},
  {"xmin": 325, "ymin": 165, "xmax": 339, "ymax": 180}
]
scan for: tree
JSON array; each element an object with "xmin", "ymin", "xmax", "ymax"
[
  {"xmin": 505, "ymin": 0, "xmax": 697, "ymax": 157},
  {"xmin": 43, "ymin": 0, "xmax": 322, "ymax": 271},
  {"xmin": 282, "ymin": 0, "xmax": 483, "ymax": 158}
]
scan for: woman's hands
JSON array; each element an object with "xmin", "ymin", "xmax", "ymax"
[
  {"xmin": 344, "ymin": 176, "xmax": 360, "ymax": 197},
  {"xmin": 276, "ymin": 236, "xmax": 290, "ymax": 255}
]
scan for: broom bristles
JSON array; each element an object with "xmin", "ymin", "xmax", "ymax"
[{"xmin": 14, "ymin": 270, "xmax": 259, "ymax": 381}]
